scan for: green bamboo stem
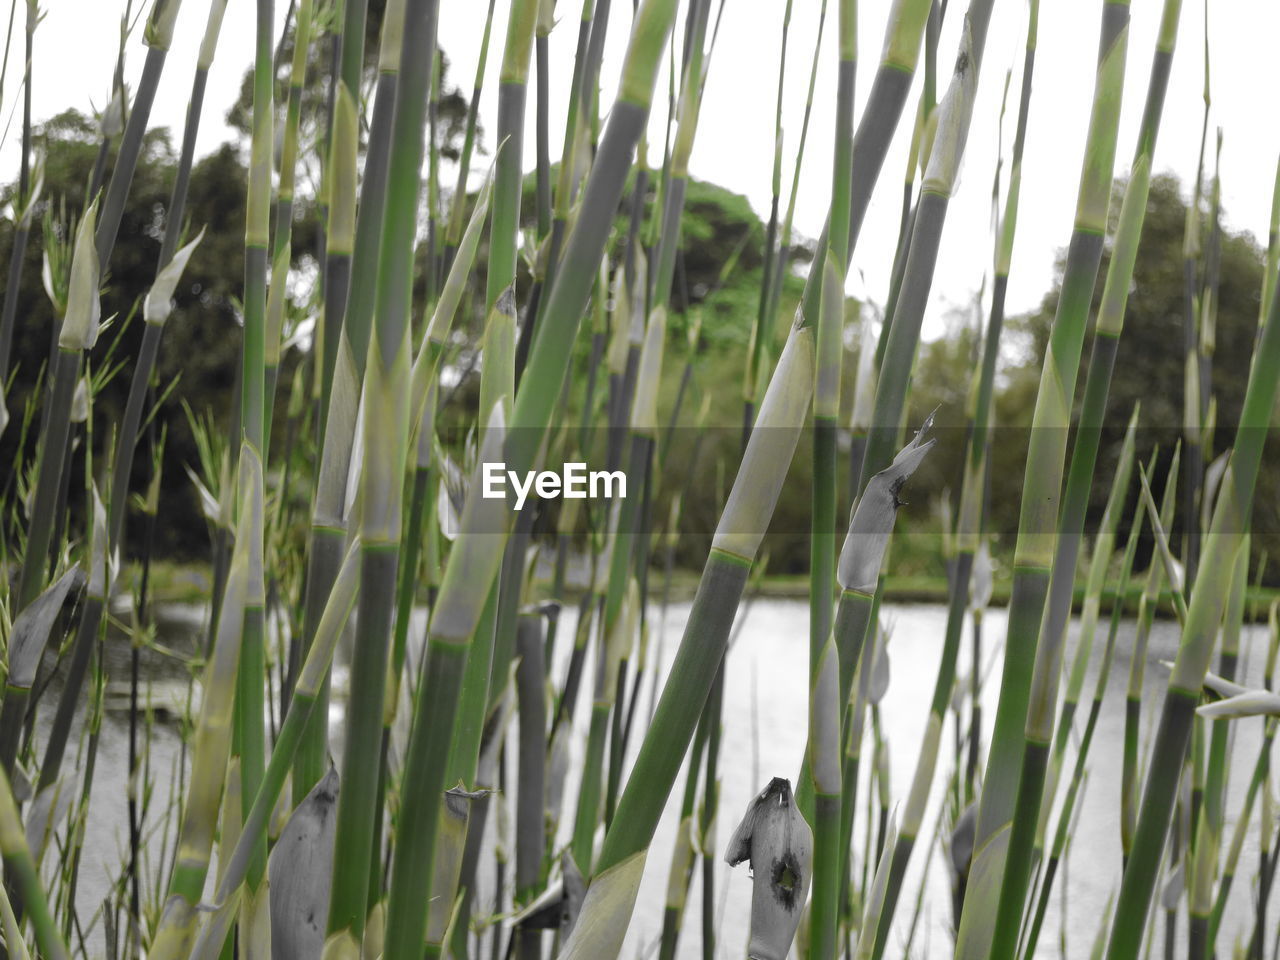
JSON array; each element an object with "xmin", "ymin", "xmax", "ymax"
[
  {"xmin": 1021, "ymin": 467, "xmax": 1148, "ymax": 960},
  {"xmin": 502, "ymin": 0, "xmax": 672, "ymax": 479},
  {"xmin": 559, "ymin": 319, "xmax": 814, "ymax": 959},
  {"xmin": 1103, "ymin": 172, "xmax": 1280, "ymax": 960},
  {"xmin": 381, "ymin": 408, "xmax": 512, "ymax": 959},
  {"xmin": 538, "ymin": 0, "xmax": 611, "ymax": 340},
  {"xmin": 0, "ymin": 0, "xmax": 37, "ymax": 387},
  {"xmin": 109, "ymin": 0, "xmax": 224, "ymax": 543},
  {"xmin": 947, "ymin": 17, "xmax": 1015, "ymax": 818},
  {"xmin": 808, "ymin": 4, "xmax": 855, "ymax": 942},
  {"xmin": 865, "ymin": 6, "xmax": 1040, "ymax": 951},
  {"xmin": 866, "ymin": 550, "xmax": 968, "ymax": 960},
  {"xmin": 1259, "ymin": 153, "xmax": 1280, "ymax": 334},
  {"xmin": 15, "ymin": 191, "xmax": 101, "ymax": 614},
  {"xmin": 424, "ymin": 51, "xmax": 444, "ymax": 305},
  {"xmin": 0, "ymin": 768, "xmax": 70, "ymax": 960},
  {"xmin": 1206, "ymin": 602, "xmax": 1279, "ymax": 950},
  {"xmin": 954, "ymin": 6, "xmax": 1131, "ymax": 954},
  {"xmin": 1187, "ymin": 536, "xmax": 1238, "ymax": 957},
  {"xmin": 809, "ymin": 624, "xmax": 844, "ymax": 960},
  {"xmin": 336, "ymin": 0, "xmax": 400, "ymax": 384},
  {"xmin": 474, "ymin": 1, "xmax": 555, "ymax": 796},
  {"xmin": 326, "ymin": 0, "xmax": 437, "ymax": 943},
  {"xmin": 514, "ymin": 614, "xmax": 548, "ymax": 959},
  {"xmin": 1206, "ymin": 715, "xmax": 1276, "ymax": 943},
  {"xmin": 807, "ymin": 4, "xmax": 855, "ymax": 916},
  {"xmin": 609, "ymin": 0, "xmax": 711, "ymax": 870},
  {"xmin": 794, "ymin": 0, "xmax": 931, "ymax": 342},
  {"xmin": 442, "ymin": 583, "xmax": 502, "ymax": 960},
  {"xmin": 697, "ymin": 663, "xmax": 723, "ymax": 960},
  {"xmin": 261, "ymin": 0, "xmax": 312, "ymax": 453},
  {"xmin": 989, "ymin": 6, "xmax": 1179, "ymax": 950},
  {"xmin": 444, "ymin": 0, "xmax": 498, "ymax": 256},
  {"xmin": 757, "ymin": 0, "xmax": 827, "ymax": 409},
  {"xmin": 185, "ymin": 539, "xmax": 360, "ymax": 959},
  {"xmin": 150, "ymin": 450, "xmax": 260, "ymax": 959},
  {"xmin": 1123, "ymin": 450, "xmax": 1180, "ymax": 862},
  {"xmin": 15, "ymin": 349, "xmax": 79, "ymax": 612},
  {"xmin": 425, "ymin": 220, "xmax": 507, "ymax": 941},
  {"xmin": 227, "ymin": 0, "xmax": 274, "ymax": 915},
  {"xmin": 94, "ymin": 0, "xmax": 183, "ymax": 269},
  {"xmin": 447, "ymin": 40, "xmax": 679, "ymax": 884},
  {"xmin": 576, "ymin": 426, "xmax": 650, "ymax": 858},
  {"xmin": 488, "ymin": 0, "xmax": 538, "ymax": 311},
  {"xmin": 293, "ymin": 0, "xmax": 405, "ymax": 802},
  {"xmin": 34, "ymin": 489, "xmax": 110, "ymax": 794},
  {"xmin": 656, "ymin": 719, "xmax": 709, "ymax": 960},
  {"xmin": 744, "ymin": 0, "xmax": 795, "ymax": 421},
  {"xmin": 316, "ymin": 0, "xmax": 368, "ymax": 423},
  {"xmin": 1034, "ymin": 410, "xmax": 1140, "ymax": 863},
  {"xmin": 856, "ymin": 0, "xmax": 993, "ymax": 489}
]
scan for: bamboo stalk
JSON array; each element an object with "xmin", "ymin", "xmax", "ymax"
[
  {"xmin": 0, "ymin": 0, "xmax": 37, "ymax": 394},
  {"xmin": 150, "ymin": 449, "xmax": 261, "ymax": 959},
  {"xmin": 294, "ymin": 0, "xmax": 412, "ymax": 799},
  {"xmin": 954, "ymin": 5, "xmax": 1132, "ymax": 954},
  {"xmin": 514, "ymin": 613, "xmax": 548, "ymax": 960},
  {"xmin": 989, "ymin": 5, "xmax": 1181, "ymax": 949},
  {"xmin": 14, "ymin": 196, "xmax": 99, "ymax": 613},
  {"xmin": 1021, "ymin": 442, "xmax": 1148, "ymax": 960},
  {"xmin": 1181, "ymin": 6, "xmax": 1210, "ymax": 584},
  {"xmin": 0, "ymin": 768, "xmax": 70, "ymax": 960},
  {"xmin": 184, "ymin": 540, "xmax": 360, "ymax": 960},
  {"xmin": 381, "ymin": 406, "xmax": 512, "ymax": 959},
  {"xmin": 94, "ymin": 0, "xmax": 183, "ymax": 268},
  {"xmin": 326, "ymin": 0, "xmax": 438, "ymax": 944},
  {"xmin": 1103, "ymin": 156, "xmax": 1280, "ymax": 960},
  {"xmin": 807, "ymin": 2, "xmax": 856, "ymax": 947}
]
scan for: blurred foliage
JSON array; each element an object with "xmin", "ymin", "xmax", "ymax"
[
  {"xmin": 4, "ymin": 70, "xmax": 1271, "ymax": 592},
  {"xmin": 905, "ymin": 172, "xmax": 1273, "ymax": 580},
  {"xmin": 0, "ymin": 109, "xmax": 249, "ymax": 562}
]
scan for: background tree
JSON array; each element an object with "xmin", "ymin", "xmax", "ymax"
[{"xmin": 906, "ymin": 171, "xmax": 1274, "ymax": 580}]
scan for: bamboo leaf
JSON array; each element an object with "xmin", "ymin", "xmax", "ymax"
[
  {"xmin": 144, "ymin": 227, "xmax": 205, "ymax": 325},
  {"xmin": 558, "ymin": 850, "xmax": 648, "ymax": 960},
  {"xmin": 7, "ymin": 565, "xmax": 82, "ymax": 689},
  {"xmin": 724, "ymin": 777, "xmax": 813, "ymax": 960},
  {"xmin": 270, "ymin": 767, "xmax": 340, "ymax": 959},
  {"xmin": 58, "ymin": 196, "xmax": 100, "ymax": 351},
  {"xmin": 1196, "ymin": 689, "xmax": 1280, "ymax": 720},
  {"xmin": 838, "ymin": 413, "xmax": 936, "ymax": 592}
]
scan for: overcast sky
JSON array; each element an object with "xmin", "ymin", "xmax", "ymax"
[{"xmin": 5, "ymin": 0, "xmax": 1278, "ymax": 341}]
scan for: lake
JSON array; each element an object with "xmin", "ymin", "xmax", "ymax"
[{"xmin": 39, "ymin": 598, "xmax": 1278, "ymax": 958}]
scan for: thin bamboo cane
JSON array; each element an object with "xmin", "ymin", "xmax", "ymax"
[
  {"xmin": 149, "ymin": 449, "xmax": 260, "ymax": 959},
  {"xmin": 14, "ymin": 195, "xmax": 99, "ymax": 614},
  {"xmin": 109, "ymin": 0, "xmax": 226, "ymax": 550},
  {"xmin": 294, "ymin": 0, "xmax": 406, "ymax": 804},
  {"xmin": 863, "ymin": 8, "xmax": 1042, "ymax": 954},
  {"xmin": 1103, "ymin": 171, "xmax": 1280, "ymax": 960},
  {"xmin": 990, "ymin": 6, "xmax": 1181, "ymax": 949},
  {"xmin": 326, "ymin": 0, "xmax": 438, "ymax": 944},
  {"xmin": 0, "ymin": 0, "xmax": 37, "ymax": 392},
  {"xmin": 954, "ymin": 6, "xmax": 1132, "ymax": 954},
  {"xmin": 316, "ymin": 0, "xmax": 368, "ymax": 423},
  {"xmin": 0, "ymin": 768, "xmax": 70, "ymax": 960},
  {"xmin": 807, "ymin": 3, "xmax": 856, "ymax": 948},
  {"xmin": 1180, "ymin": 7, "xmax": 1210, "ymax": 584},
  {"xmin": 184, "ymin": 540, "xmax": 360, "ymax": 960},
  {"xmin": 1021, "ymin": 454, "xmax": 1148, "ymax": 960},
  {"xmin": 381, "ymin": 406, "xmax": 512, "ymax": 959}
]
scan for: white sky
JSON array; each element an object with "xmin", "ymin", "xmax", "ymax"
[{"xmin": 5, "ymin": 0, "xmax": 1279, "ymax": 341}]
